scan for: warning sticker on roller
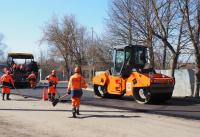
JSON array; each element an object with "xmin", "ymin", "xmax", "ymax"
[{"xmin": 127, "ymin": 82, "xmax": 131, "ymax": 91}]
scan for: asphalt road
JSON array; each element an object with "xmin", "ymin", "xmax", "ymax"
[{"xmin": 9, "ymin": 83, "xmax": 200, "ymax": 120}]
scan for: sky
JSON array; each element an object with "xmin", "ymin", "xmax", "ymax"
[{"xmin": 0, "ymin": 0, "xmax": 109, "ymax": 60}]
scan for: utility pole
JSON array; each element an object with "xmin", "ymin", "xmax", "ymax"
[
  {"xmin": 91, "ymin": 27, "xmax": 94, "ymax": 79},
  {"xmin": 127, "ymin": 0, "xmax": 132, "ymax": 45}
]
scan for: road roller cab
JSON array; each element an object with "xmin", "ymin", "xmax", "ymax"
[{"xmin": 93, "ymin": 44, "xmax": 175, "ymax": 104}]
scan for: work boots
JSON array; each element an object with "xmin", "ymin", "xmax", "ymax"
[
  {"xmin": 2, "ymin": 93, "xmax": 5, "ymax": 100},
  {"xmin": 7, "ymin": 93, "xmax": 11, "ymax": 100},
  {"xmin": 52, "ymin": 93, "xmax": 55, "ymax": 102},
  {"xmin": 72, "ymin": 108, "xmax": 76, "ymax": 118},
  {"xmin": 77, "ymin": 109, "xmax": 80, "ymax": 115},
  {"xmin": 48, "ymin": 93, "xmax": 51, "ymax": 101},
  {"xmin": 33, "ymin": 85, "xmax": 36, "ymax": 89}
]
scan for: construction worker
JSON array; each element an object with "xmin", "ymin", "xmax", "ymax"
[
  {"xmin": 1, "ymin": 70, "xmax": 14, "ymax": 100},
  {"xmin": 20, "ymin": 64, "xmax": 24, "ymax": 72},
  {"xmin": 67, "ymin": 67, "xmax": 87, "ymax": 118},
  {"xmin": 28, "ymin": 71, "xmax": 36, "ymax": 89},
  {"xmin": 12, "ymin": 64, "xmax": 18, "ymax": 71},
  {"xmin": 45, "ymin": 70, "xmax": 58, "ymax": 101}
]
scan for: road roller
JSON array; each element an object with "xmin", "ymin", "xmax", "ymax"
[{"xmin": 93, "ymin": 44, "xmax": 175, "ymax": 104}]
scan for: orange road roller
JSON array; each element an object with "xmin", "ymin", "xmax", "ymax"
[{"xmin": 93, "ymin": 44, "xmax": 175, "ymax": 104}]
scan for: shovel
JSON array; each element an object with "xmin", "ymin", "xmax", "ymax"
[
  {"xmin": 52, "ymin": 94, "xmax": 70, "ymax": 107},
  {"xmin": 13, "ymin": 86, "xmax": 27, "ymax": 98}
]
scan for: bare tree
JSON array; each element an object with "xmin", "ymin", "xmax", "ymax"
[
  {"xmin": 178, "ymin": 0, "xmax": 200, "ymax": 97},
  {"xmin": 147, "ymin": 0, "xmax": 191, "ymax": 77},
  {"xmin": 154, "ymin": 41, "xmax": 172, "ymax": 69},
  {"xmin": 37, "ymin": 49, "xmax": 67, "ymax": 80},
  {"xmin": 89, "ymin": 35, "xmax": 112, "ymax": 70},
  {"xmin": 105, "ymin": 0, "xmax": 191, "ymax": 74},
  {"xmin": 105, "ymin": 0, "xmax": 156, "ymax": 68},
  {"xmin": 130, "ymin": 0, "xmax": 157, "ymax": 68},
  {"xmin": 105, "ymin": 0, "xmax": 136, "ymax": 45},
  {"xmin": 39, "ymin": 14, "xmax": 88, "ymax": 80}
]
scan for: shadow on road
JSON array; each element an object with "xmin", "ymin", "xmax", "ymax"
[
  {"xmin": 73, "ymin": 114, "xmax": 141, "ymax": 119},
  {"xmin": 0, "ymin": 108, "xmax": 141, "ymax": 119},
  {"xmin": 92, "ymin": 95, "xmax": 200, "ymax": 107}
]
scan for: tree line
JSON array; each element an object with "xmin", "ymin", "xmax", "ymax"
[{"xmin": 38, "ymin": 14, "xmax": 111, "ymax": 80}]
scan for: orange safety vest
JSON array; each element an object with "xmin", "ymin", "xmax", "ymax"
[
  {"xmin": 68, "ymin": 73, "xmax": 86, "ymax": 97},
  {"xmin": 28, "ymin": 74, "xmax": 36, "ymax": 81},
  {"xmin": 20, "ymin": 65, "xmax": 24, "ymax": 70},
  {"xmin": 46, "ymin": 75, "xmax": 58, "ymax": 86},
  {"xmin": 13, "ymin": 64, "xmax": 18, "ymax": 69},
  {"xmin": 1, "ymin": 74, "xmax": 14, "ymax": 88}
]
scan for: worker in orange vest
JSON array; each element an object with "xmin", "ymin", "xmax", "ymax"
[
  {"xmin": 28, "ymin": 71, "xmax": 37, "ymax": 89},
  {"xmin": 1, "ymin": 70, "xmax": 14, "ymax": 100},
  {"xmin": 12, "ymin": 64, "xmax": 18, "ymax": 71},
  {"xmin": 20, "ymin": 64, "xmax": 24, "ymax": 72},
  {"xmin": 45, "ymin": 70, "xmax": 58, "ymax": 101},
  {"xmin": 67, "ymin": 67, "xmax": 87, "ymax": 118}
]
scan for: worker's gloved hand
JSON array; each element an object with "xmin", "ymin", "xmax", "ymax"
[
  {"xmin": 68, "ymin": 90, "xmax": 71, "ymax": 95},
  {"xmin": 53, "ymin": 84, "xmax": 56, "ymax": 88}
]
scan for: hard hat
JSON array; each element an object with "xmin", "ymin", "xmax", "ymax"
[
  {"xmin": 74, "ymin": 67, "xmax": 80, "ymax": 73},
  {"xmin": 52, "ymin": 70, "xmax": 56, "ymax": 74},
  {"xmin": 7, "ymin": 71, "xmax": 11, "ymax": 74}
]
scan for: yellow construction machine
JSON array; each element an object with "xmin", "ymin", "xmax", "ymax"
[
  {"xmin": 4, "ymin": 53, "xmax": 39, "ymax": 87},
  {"xmin": 93, "ymin": 45, "xmax": 175, "ymax": 104}
]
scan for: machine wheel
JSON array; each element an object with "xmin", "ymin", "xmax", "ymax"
[
  {"xmin": 133, "ymin": 87, "xmax": 173, "ymax": 104},
  {"xmin": 133, "ymin": 87, "xmax": 151, "ymax": 104},
  {"xmin": 94, "ymin": 84, "xmax": 108, "ymax": 98}
]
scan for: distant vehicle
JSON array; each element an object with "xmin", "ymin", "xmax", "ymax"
[{"xmin": 4, "ymin": 53, "xmax": 39, "ymax": 87}]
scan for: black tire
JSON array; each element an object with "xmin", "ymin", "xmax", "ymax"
[
  {"xmin": 133, "ymin": 87, "xmax": 151, "ymax": 104},
  {"xmin": 133, "ymin": 87, "xmax": 173, "ymax": 104},
  {"xmin": 94, "ymin": 84, "xmax": 108, "ymax": 98}
]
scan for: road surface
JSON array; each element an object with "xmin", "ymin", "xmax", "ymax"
[
  {"xmin": 10, "ymin": 82, "xmax": 200, "ymax": 120},
  {"xmin": 0, "ymin": 95, "xmax": 200, "ymax": 137}
]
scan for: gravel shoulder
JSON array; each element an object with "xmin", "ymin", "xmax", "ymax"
[{"xmin": 0, "ymin": 94, "xmax": 200, "ymax": 137}]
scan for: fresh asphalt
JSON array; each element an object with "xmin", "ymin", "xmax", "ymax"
[{"xmin": 8, "ymin": 82, "xmax": 200, "ymax": 120}]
